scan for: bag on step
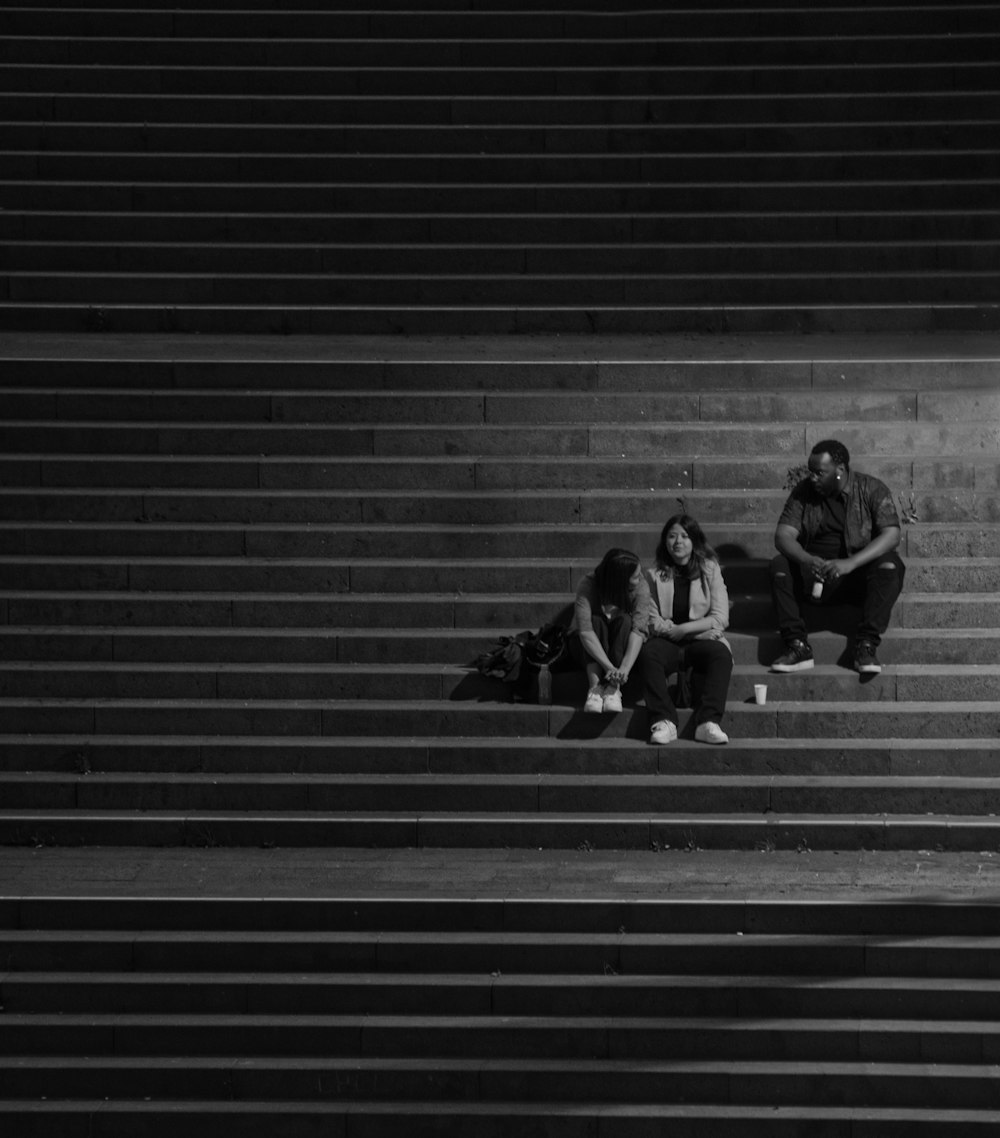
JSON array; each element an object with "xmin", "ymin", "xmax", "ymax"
[
  {"xmin": 474, "ymin": 619, "xmax": 569, "ymax": 696},
  {"xmin": 474, "ymin": 631, "xmax": 533, "ymax": 683}
]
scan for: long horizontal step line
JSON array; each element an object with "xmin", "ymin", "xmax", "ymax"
[
  {"xmin": 7, "ymin": 178, "xmax": 998, "ymax": 187},
  {"xmin": 10, "ymin": 91, "xmax": 1000, "ymax": 100},
  {"xmin": 5, "ymin": 32, "xmax": 996, "ymax": 43},
  {"xmin": 8, "ymin": 271, "xmax": 1000, "ymax": 282},
  {"xmin": 4, "ymin": 61, "xmax": 997, "ymax": 72},
  {"xmin": 6, "ymin": 240, "xmax": 997, "ymax": 251}
]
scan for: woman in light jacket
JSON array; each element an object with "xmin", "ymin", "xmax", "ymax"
[{"xmin": 639, "ymin": 514, "xmax": 733, "ymax": 745}]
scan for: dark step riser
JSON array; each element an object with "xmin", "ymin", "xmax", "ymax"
[
  {"xmin": 1, "ymin": 594, "xmax": 987, "ymax": 631},
  {"xmin": 9, "ymin": 274, "xmax": 1000, "ymax": 306},
  {"xmin": 8, "ymin": 126, "xmax": 1000, "ymax": 154},
  {"xmin": 5, "ymin": 701, "xmax": 999, "ymax": 739},
  {"xmin": 6, "ymin": 738, "xmax": 1000, "ymax": 777},
  {"xmin": 4, "ymin": 302, "xmax": 997, "ymax": 336},
  {"xmin": 3, "ymin": 630, "xmax": 996, "ymax": 669},
  {"xmin": 5, "ymin": 184, "xmax": 1000, "ymax": 213},
  {"xmin": 7, "ymin": 777, "xmax": 1000, "ymax": 816},
  {"xmin": 2, "ymin": 1059, "xmax": 1000, "ymax": 1110},
  {"xmin": 5, "ymin": 62, "xmax": 1000, "ymax": 97},
  {"xmin": 1, "ymin": 497, "xmax": 997, "ymax": 530},
  {"xmin": 4, "ymin": 456, "xmax": 998, "ymax": 489},
  {"xmin": 3, "ymin": 389, "xmax": 998, "ymax": 426},
  {"xmin": 2, "ymin": 422, "xmax": 998, "ymax": 458},
  {"xmin": 10, "ymin": 240, "xmax": 1000, "ymax": 274},
  {"xmin": 4, "ymin": 36, "xmax": 999, "ymax": 67},
  {"xmin": 3, "ymin": 9, "xmax": 1000, "ymax": 36},
  {"xmin": 1, "ymin": 813, "xmax": 997, "ymax": 851},
  {"xmin": 2, "ymin": 667, "xmax": 999, "ymax": 705},
  {"xmin": 7, "ymin": 214, "xmax": 1000, "ymax": 245}
]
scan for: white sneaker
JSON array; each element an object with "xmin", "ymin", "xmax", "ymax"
[
  {"xmin": 695, "ymin": 721, "xmax": 729, "ymax": 745},
  {"xmin": 602, "ymin": 686, "xmax": 623, "ymax": 713},
  {"xmin": 584, "ymin": 686, "xmax": 604, "ymax": 714},
  {"xmin": 650, "ymin": 720, "xmax": 677, "ymax": 745}
]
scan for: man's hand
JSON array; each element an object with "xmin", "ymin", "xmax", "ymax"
[
  {"xmin": 818, "ymin": 558, "xmax": 854, "ymax": 582},
  {"xmin": 803, "ymin": 554, "xmax": 827, "ymax": 580}
]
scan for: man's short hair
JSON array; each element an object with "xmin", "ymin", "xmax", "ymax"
[{"xmin": 810, "ymin": 438, "xmax": 850, "ymax": 470}]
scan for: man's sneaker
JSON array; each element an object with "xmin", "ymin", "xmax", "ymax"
[
  {"xmin": 602, "ymin": 686, "xmax": 623, "ymax": 713},
  {"xmin": 694, "ymin": 721, "xmax": 729, "ymax": 745},
  {"xmin": 854, "ymin": 640, "xmax": 882, "ymax": 674},
  {"xmin": 584, "ymin": 686, "xmax": 604, "ymax": 713},
  {"xmin": 650, "ymin": 720, "xmax": 678, "ymax": 745},
  {"xmin": 770, "ymin": 640, "xmax": 814, "ymax": 672}
]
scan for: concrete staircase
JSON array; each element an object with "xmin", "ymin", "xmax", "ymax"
[
  {"xmin": 2, "ymin": 332, "xmax": 1000, "ymax": 1129},
  {"xmin": 1, "ymin": 0, "xmax": 1000, "ymax": 331},
  {"xmin": 4, "ymin": 0, "xmax": 1000, "ymax": 1131},
  {"xmin": 3, "ymin": 334, "xmax": 1000, "ymax": 857},
  {"xmin": 7, "ymin": 892, "xmax": 1000, "ymax": 1134}
]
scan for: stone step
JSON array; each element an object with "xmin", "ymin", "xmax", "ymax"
[
  {"xmin": 2, "ymin": 627, "xmax": 998, "ymax": 669},
  {"xmin": 4, "ymin": 453, "xmax": 998, "ymax": 491},
  {"xmin": 0, "ymin": 553, "xmax": 990, "ymax": 594},
  {"xmin": 6, "ymin": 209, "xmax": 1000, "ymax": 246},
  {"xmin": 3, "ymin": 418, "xmax": 996, "ymax": 462},
  {"xmin": 0, "ymin": 587, "xmax": 992, "ymax": 631},
  {"xmin": 3, "ymin": 660, "xmax": 1000, "ymax": 704},
  {"xmin": 2, "ymin": 697, "xmax": 999, "ymax": 740},
  {"xmin": 3, "ymin": 6, "xmax": 998, "ymax": 37},
  {"xmin": 5, "ymin": 180, "xmax": 999, "ymax": 216},
  {"xmin": 7, "ymin": 128, "xmax": 1000, "ymax": 158},
  {"xmin": 17, "ymin": 1006, "xmax": 989, "ymax": 1059},
  {"xmin": 7, "ymin": 770, "xmax": 1000, "ymax": 818},
  {"xmin": 8, "ymin": 969, "xmax": 1000, "ymax": 1017},
  {"xmin": 1, "ymin": 346, "xmax": 998, "ymax": 391},
  {"xmin": 3, "ymin": 520, "xmax": 999, "ymax": 561},
  {"xmin": 5, "ymin": 806, "xmax": 1000, "ymax": 850},
  {"xmin": 7, "ymin": 922, "xmax": 1000, "ymax": 970},
  {"xmin": 3, "ymin": 418, "xmax": 999, "ymax": 459},
  {"xmin": 2, "ymin": 1101, "xmax": 999, "ymax": 1136},
  {"xmin": 5, "ymin": 209, "xmax": 999, "ymax": 247},
  {"xmin": 5, "ymin": 60, "xmax": 998, "ymax": 97},
  {"xmin": 10, "ymin": 891, "xmax": 1000, "ymax": 936},
  {"xmin": 3, "ymin": 386, "xmax": 999, "ymax": 426},
  {"xmin": 0, "ymin": 488, "xmax": 996, "ymax": 528},
  {"xmin": 9, "ymin": 237, "xmax": 1000, "ymax": 275},
  {"xmin": 4, "ymin": 29, "xmax": 997, "ymax": 67},
  {"xmin": 8, "ymin": 270, "xmax": 1000, "ymax": 307},
  {"xmin": 2, "ymin": 1055, "xmax": 1000, "ymax": 1111},
  {"xmin": 6, "ymin": 300, "xmax": 997, "ymax": 336},
  {"xmin": 5, "ymin": 969, "xmax": 1000, "ymax": 1024},
  {"xmin": 5, "ymin": 734, "xmax": 1000, "ymax": 777}
]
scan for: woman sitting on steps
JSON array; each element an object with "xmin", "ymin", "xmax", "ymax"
[
  {"xmin": 639, "ymin": 514, "xmax": 734, "ymax": 745},
  {"xmin": 567, "ymin": 548, "xmax": 650, "ymax": 714}
]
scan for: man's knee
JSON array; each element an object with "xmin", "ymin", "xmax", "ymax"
[{"xmin": 770, "ymin": 553, "xmax": 791, "ymax": 579}]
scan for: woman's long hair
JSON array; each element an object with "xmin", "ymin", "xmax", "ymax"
[
  {"xmin": 654, "ymin": 514, "xmax": 717, "ymax": 591},
  {"xmin": 593, "ymin": 548, "xmax": 641, "ymax": 612}
]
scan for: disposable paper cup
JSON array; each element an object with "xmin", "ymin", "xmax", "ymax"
[{"xmin": 754, "ymin": 684, "xmax": 767, "ymax": 705}]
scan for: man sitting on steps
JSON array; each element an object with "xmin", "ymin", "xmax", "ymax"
[{"xmin": 769, "ymin": 438, "xmax": 906, "ymax": 676}]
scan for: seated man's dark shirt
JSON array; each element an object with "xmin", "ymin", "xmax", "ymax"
[
  {"xmin": 807, "ymin": 494, "xmax": 848, "ymax": 559},
  {"xmin": 777, "ymin": 470, "xmax": 899, "ymax": 559}
]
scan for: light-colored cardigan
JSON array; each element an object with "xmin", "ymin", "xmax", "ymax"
[{"xmin": 643, "ymin": 561, "xmax": 731, "ymax": 652}]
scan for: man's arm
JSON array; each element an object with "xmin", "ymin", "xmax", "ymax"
[
  {"xmin": 775, "ymin": 522, "xmax": 827, "ymax": 580},
  {"xmin": 823, "ymin": 525, "xmax": 900, "ymax": 582}
]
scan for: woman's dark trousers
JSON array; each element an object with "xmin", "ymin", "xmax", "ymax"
[{"xmin": 639, "ymin": 638, "xmax": 733, "ymax": 727}]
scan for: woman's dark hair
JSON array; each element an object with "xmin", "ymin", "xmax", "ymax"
[
  {"xmin": 655, "ymin": 514, "xmax": 717, "ymax": 590},
  {"xmin": 593, "ymin": 548, "xmax": 641, "ymax": 611}
]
